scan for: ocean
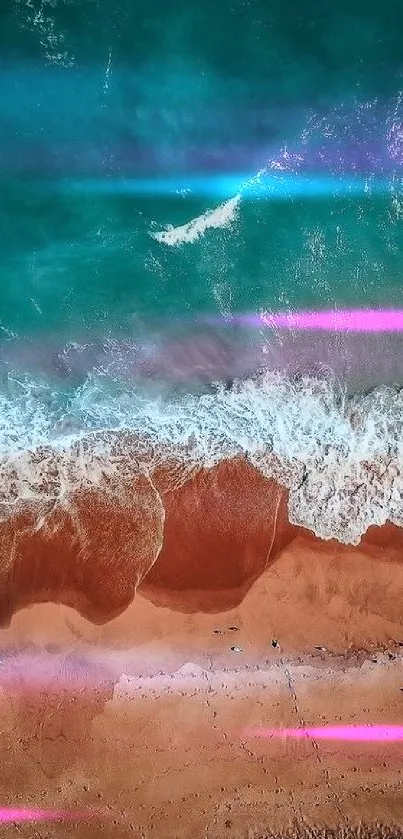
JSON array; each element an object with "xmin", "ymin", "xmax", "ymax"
[{"xmin": 1, "ymin": 0, "xmax": 403, "ymax": 557}]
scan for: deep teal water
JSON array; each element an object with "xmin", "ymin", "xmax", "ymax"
[{"xmin": 0, "ymin": 0, "xmax": 403, "ymax": 345}]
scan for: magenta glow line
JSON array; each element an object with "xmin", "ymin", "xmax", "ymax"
[
  {"xmin": 260, "ymin": 309, "xmax": 403, "ymax": 332},
  {"xmin": 0, "ymin": 809, "xmax": 90, "ymax": 823},
  {"xmin": 243, "ymin": 725, "xmax": 403, "ymax": 742},
  {"xmin": 202, "ymin": 308, "xmax": 403, "ymax": 332}
]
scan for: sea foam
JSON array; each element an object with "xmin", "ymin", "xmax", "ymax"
[
  {"xmin": 0, "ymin": 370, "xmax": 403, "ymax": 544},
  {"xmin": 150, "ymin": 195, "xmax": 241, "ymax": 246}
]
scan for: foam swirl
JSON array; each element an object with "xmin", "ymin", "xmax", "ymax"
[{"xmin": 0, "ymin": 371, "xmax": 403, "ymax": 544}]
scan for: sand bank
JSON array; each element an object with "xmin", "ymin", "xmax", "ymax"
[{"xmin": 1, "ymin": 579, "xmax": 403, "ymax": 837}]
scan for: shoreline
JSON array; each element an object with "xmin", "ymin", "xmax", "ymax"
[
  {"xmin": 0, "ymin": 444, "xmax": 401, "ymax": 835},
  {"xmin": 0, "ymin": 450, "xmax": 403, "ymax": 626}
]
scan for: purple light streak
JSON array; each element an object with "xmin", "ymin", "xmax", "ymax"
[
  {"xmin": 0, "ymin": 809, "xmax": 89, "ymax": 823},
  {"xmin": 243, "ymin": 725, "xmax": 403, "ymax": 742}
]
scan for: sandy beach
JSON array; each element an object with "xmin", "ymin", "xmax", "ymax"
[{"xmin": 0, "ymin": 456, "xmax": 402, "ymax": 836}]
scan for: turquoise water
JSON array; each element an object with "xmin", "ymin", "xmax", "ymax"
[
  {"xmin": 3, "ymin": 187, "xmax": 403, "ymax": 340},
  {"xmin": 1, "ymin": 0, "xmax": 403, "ymax": 343},
  {"xmin": 1, "ymin": 1, "xmax": 403, "ymax": 543}
]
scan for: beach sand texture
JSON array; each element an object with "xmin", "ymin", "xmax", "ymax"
[{"xmin": 0, "ymin": 455, "xmax": 402, "ymax": 836}]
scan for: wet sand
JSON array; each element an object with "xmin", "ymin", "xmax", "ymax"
[{"xmin": 0, "ymin": 456, "xmax": 403, "ymax": 836}]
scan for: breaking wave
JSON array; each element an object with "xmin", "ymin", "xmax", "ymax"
[{"xmin": 1, "ymin": 369, "xmax": 403, "ymax": 545}]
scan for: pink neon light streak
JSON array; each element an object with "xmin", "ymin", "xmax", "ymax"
[
  {"xmin": 259, "ymin": 309, "xmax": 403, "ymax": 332},
  {"xmin": 243, "ymin": 725, "xmax": 403, "ymax": 742},
  {"xmin": 0, "ymin": 809, "xmax": 88, "ymax": 823}
]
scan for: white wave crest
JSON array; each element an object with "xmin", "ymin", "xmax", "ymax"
[
  {"xmin": 150, "ymin": 195, "xmax": 241, "ymax": 246},
  {"xmin": 0, "ymin": 372, "xmax": 403, "ymax": 544}
]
